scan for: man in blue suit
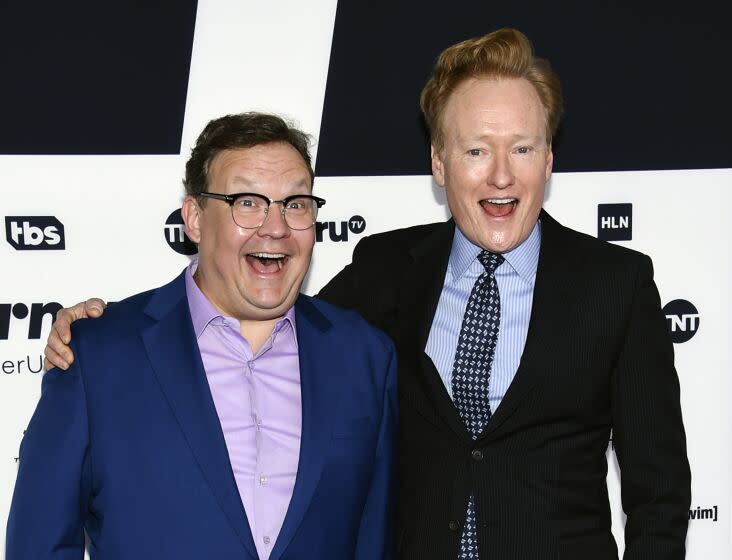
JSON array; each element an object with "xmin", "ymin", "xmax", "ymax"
[{"xmin": 6, "ymin": 112, "xmax": 397, "ymax": 559}]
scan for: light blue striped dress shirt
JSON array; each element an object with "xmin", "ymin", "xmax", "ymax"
[{"xmin": 425, "ymin": 220, "xmax": 541, "ymax": 414}]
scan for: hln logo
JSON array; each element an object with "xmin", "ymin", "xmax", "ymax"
[
  {"xmin": 316, "ymin": 215, "xmax": 366, "ymax": 243},
  {"xmin": 662, "ymin": 299, "xmax": 700, "ymax": 344},
  {"xmin": 5, "ymin": 216, "xmax": 65, "ymax": 250},
  {"xmin": 597, "ymin": 204, "xmax": 632, "ymax": 241}
]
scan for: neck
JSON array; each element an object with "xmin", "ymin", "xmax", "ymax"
[{"xmin": 240, "ymin": 317, "xmax": 281, "ymax": 354}]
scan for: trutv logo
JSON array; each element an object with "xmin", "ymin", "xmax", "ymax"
[
  {"xmin": 316, "ymin": 215, "xmax": 366, "ymax": 243},
  {"xmin": 5, "ymin": 216, "xmax": 65, "ymax": 250}
]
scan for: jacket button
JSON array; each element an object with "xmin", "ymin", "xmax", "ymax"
[
  {"xmin": 472, "ymin": 449, "xmax": 483, "ymax": 461},
  {"xmin": 449, "ymin": 520, "xmax": 460, "ymax": 531}
]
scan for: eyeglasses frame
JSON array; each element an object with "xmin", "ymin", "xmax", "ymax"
[{"xmin": 198, "ymin": 191, "xmax": 326, "ymax": 230}]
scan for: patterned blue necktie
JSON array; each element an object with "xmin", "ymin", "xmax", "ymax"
[{"xmin": 451, "ymin": 250, "xmax": 504, "ymax": 560}]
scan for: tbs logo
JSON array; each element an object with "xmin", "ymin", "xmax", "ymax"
[
  {"xmin": 5, "ymin": 216, "xmax": 65, "ymax": 250},
  {"xmin": 663, "ymin": 299, "xmax": 700, "ymax": 344},
  {"xmin": 316, "ymin": 215, "xmax": 366, "ymax": 243},
  {"xmin": 164, "ymin": 209, "xmax": 197, "ymax": 255},
  {"xmin": 597, "ymin": 204, "xmax": 632, "ymax": 241}
]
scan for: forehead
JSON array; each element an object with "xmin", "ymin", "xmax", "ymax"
[
  {"xmin": 442, "ymin": 77, "xmax": 547, "ymax": 140},
  {"xmin": 208, "ymin": 142, "xmax": 312, "ymax": 191}
]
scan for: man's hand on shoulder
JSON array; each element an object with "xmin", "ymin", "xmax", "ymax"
[{"xmin": 44, "ymin": 299, "xmax": 106, "ymax": 370}]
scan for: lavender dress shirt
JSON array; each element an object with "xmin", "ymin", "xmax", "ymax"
[{"xmin": 185, "ymin": 262, "xmax": 301, "ymax": 560}]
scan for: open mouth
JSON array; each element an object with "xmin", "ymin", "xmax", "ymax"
[
  {"xmin": 246, "ymin": 252, "xmax": 288, "ymax": 274},
  {"xmin": 480, "ymin": 198, "xmax": 517, "ymax": 218}
]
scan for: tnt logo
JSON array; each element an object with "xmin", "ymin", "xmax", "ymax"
[
  {"xmin": 164, "ymin": 209, "xmax": 197, "ymax": 255},
  {"xmin": 663, "ymin": 299, "xmax": 700, "ymax": 343},
  {"xmin": 597, "ymin": 204, "xmax": 632, "ymax": 241},
  {"xmin": 316, "ymin": 215, "xmax": 366, "ymax": 243},
  {"xmin": 5, "ymin": 216, "xmax": 65, "ymax": 250}
]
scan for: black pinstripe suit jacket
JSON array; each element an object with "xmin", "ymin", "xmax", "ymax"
[{"xmin": 318, "ymin": 210, "xmax": 690, "ymax": 560}]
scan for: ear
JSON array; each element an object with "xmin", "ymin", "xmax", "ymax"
[
  {"xmin": 181, "ymin": 195, "xmax": 202, "ymax": 244},
  {"xmin": 431, "ymin": 144, "xmax": 446, "ymax": 187},
  {"xmin": 544, "ymin": 144, "xmax": 554, "ymax": 182}
]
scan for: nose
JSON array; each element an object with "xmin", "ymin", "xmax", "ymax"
[
  {"xmin": 487, "ymin": 151, "xmax": 515, "ymax": 189},
  {"xmin": 257, "ymin": 202, "xmax": 290, "ymax": 238}
]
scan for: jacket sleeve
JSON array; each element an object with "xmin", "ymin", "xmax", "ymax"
[
  {"xmin": 354, "ymin": 339, "xmax": 398, "ymax": 560},
  {"xmin": 612, "ymin": 255, "xmax": 691, "ymax": 559},
  {"xmin": 5, "ymin": 341, "xmax": 91, "ymax": 560},
  {"xmin": 318, "ymin": 260, "xmax": 361, "ymax": 312}
]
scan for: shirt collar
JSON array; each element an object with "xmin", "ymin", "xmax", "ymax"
[
  {"xmin": 184, "ymin": 258, "xmax": 297, "ymax": 345},
  {"xmin": 449, "ymin": 219, "xmax": 541, "ymax": 284}
]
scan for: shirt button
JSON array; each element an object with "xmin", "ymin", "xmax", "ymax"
[
  {"xmin": 248, "ymin": 361, "xmax": 255, "ymax": 370},
  {"xmin": 472, "ymin": 449, "xmax": 483, "ymax": 461},
  {"xmin": 259, "ymin": 476, "xmax": 268, "ymax": 486},
  {"xmin": 449, "ymin": 520, "xmax": 460, "ymax": 531},
  {"xmin": 263, "ymin": 536, "xmax": 270, "ymax": 545}
]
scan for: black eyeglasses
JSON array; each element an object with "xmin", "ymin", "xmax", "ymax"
[{"xmin": 199, "ymin": 192, "xmax": 326, "ymax": 230}]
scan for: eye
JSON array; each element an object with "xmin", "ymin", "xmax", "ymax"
[
  {"xmin": 234, "ymin": 196, "xmax": 264, "ymax": 209},
  {"xmin": 467, "ymin": 148, "xmax": 482, "ymax": 157},
  {"xmin": 514, "ymin": 146, "xmax": 532, "ymax": 155}
]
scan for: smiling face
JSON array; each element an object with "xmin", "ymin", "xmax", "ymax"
[
  {"xmin": 432, "ymin": 77, "xmax": 553, "ymax": 253},
  {"xmin": 182, "ymin": 142, "xmax": 315, "ymax": 322}
]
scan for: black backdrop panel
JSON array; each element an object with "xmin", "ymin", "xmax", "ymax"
[
  {"xmin": 317, "ymin": 2, "xmax": 732, "ymax": 176},
  {"xmin": 0, "ymin": 1, "xmax": 198, "ymax": 155}
]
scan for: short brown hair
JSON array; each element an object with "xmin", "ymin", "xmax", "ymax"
[
  {"xmin": 420, "ymin": 28, "xmax": 563, "ymax": 151},
  {"xmin": 184, "ymin": 112, "xmax": 314, "ymax": 200}
]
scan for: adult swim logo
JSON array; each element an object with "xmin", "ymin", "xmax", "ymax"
[
  {"xmin": 663, "ymin": 299, "xmax": 699, "ymax": 343},
  {"xmin": 597, "ymin": 204, "xmax": 632, "ymax": 241},
  {"xmin": 5, "ymin": 216, "xmax": 65, "ymax": 250},
  {"xmin": 164, "ymin": 209, "xmax": 197, "ymax": 255},
  {"xmin": 316, "ymin": 215, "xmax": 366, "ymax": 243},
  {"xmin": 688, "ymin": 505, "xmax": 718, "ymax": 522}
]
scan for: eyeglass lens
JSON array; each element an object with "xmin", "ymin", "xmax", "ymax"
[{"xmin": 231, "ymin": 195, "xmax": 318, "ymax": 230}]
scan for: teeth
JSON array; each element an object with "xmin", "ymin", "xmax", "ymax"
[
  {"xmin": 250, "ymin": 252, "xmax": 286, "ymax": 259},
  {"xmin": 484, "ymin": 198, "xmax": 516, "ymax": 205},
  {"xmin": 277, "ymin": 259, "xmax": 283, "ymax": 270}
]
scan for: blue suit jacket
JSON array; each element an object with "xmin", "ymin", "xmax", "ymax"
[{"xmin": 6, "ymin": 271, "xmax": 397, "ymax": 559}]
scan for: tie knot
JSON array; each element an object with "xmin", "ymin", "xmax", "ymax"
[{"xmin": 477, "ymin": 250, "xmax": 504, "ymax": 272}]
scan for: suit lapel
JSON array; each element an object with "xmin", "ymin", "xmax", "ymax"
[
  {"xmin": 399, "ymin": 221, "xmax": 472, "ymax": 440},
  {"xmin": 482, "ymin": 211, "xmax": 588, "ymax": 436},
  {"xmin": 270, "ymin": 295, "xmax": 336, "ymax": 560},
  {"xmin": 140, "ymin": 272, "xmax": 257, "ymax": 558}
]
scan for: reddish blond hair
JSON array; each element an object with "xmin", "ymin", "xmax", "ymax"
[{"xmin": 420, "ymin": 28, "xmax": 563, "ymax": 151}]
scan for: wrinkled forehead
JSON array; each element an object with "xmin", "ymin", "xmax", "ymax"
[
  {"xmin": 208, "ymin": 144, "xmax": 313, "ymax": 192},
  {"xmin": 441, "ymin": 77, "xmax": 549, "ymax": 143}
]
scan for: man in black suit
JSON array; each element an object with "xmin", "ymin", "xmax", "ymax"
[{"xmin": 46, "ymin": 28, "xmax": 689, "ymax": 559}]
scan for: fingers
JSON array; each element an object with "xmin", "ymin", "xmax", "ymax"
[
  {"xmin": 43, "ymin": 299, "xmax": 106, "ymax": 371},
  {"xmin": 54, "ymin": 304, "xmax": 85, "ymax": 344},
  {"xmin": 44, "ymin": 342, "xmax": 70, "ymax": 371},
  {"xmin": 84, "ymin": 298, "xmax": 106, "ymax": 318}
]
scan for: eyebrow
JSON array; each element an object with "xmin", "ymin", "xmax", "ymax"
[{"xmin": 230, "ymin": 176, "xmax": 311, "ymax": 190}]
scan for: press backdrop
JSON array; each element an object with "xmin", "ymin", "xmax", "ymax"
[{"xmin": 1, "ymin": 1, "xmax": 730, "ymax": 558}]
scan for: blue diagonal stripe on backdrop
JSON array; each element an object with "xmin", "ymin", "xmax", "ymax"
[
  {"xmin": 0, "ymin": 1, "xmax": 197, "ymax": 155},
  {"xmin": 316, "ymin": 1, "xmax": 732, "ymax": 176}
]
